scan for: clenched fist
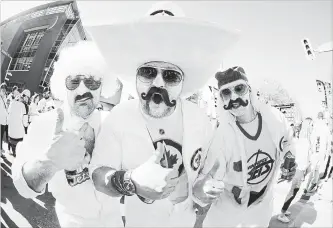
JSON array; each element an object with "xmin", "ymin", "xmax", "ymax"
[
  {"xmin": 131, "ymin": 142, "xmax": 179, "ymax": 200},
  {"xmin": 193, "ymin": 161, "xmax": 225, "ymax": 205},
  {"xmin": 46, "ymin": 109, "xmax": 89, "ymax": 171}
]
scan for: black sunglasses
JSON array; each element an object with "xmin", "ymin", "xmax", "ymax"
[
  {"xmin": 137, "ymin": 66, "xmax": 183, "ymax": 86},
  {"xmin": 65, "ymin": 75, "xmax": 102, "ymax": 91},
  {"xmin": 220, "ymin": 84, "xmax": 249, "ymax": 99}
]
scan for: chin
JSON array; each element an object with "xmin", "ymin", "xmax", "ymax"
[
  {"xmin": 230, "ymin": 107, "xmax": 247, "ymax": 117},
  {"xmin": 145, "ymin": 101, "xmax": 172, "ymax": 118},
  {"xmin": 75, "ymin": 105, "xmax": 95, "ymax": 119}
]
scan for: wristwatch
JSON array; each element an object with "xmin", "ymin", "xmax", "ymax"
[{"xmin": 123, "ymin": 170, "xmax": 136, "ymax": 196}]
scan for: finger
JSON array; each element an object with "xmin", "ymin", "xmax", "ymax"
[
  {"xmin": 161, "ymin": 186, "xmax": 176, "ymax": 198},
  {"xmin": 210, "ymin": 180, "xmax": 225, "ymax": 190},
  {"xmin": 208, "ymin": 160, "xmax": 220, "ymax": 177},
  {"xmin": 78, "ymin": 122, "xmax": 89, "ymax": 139},
  {"xmin": 205, "ymin": 188, "xmax": 224, "ymax": 196},
  {"xmin": 54, "ymin": 108, "xmax": 64, "ymax": 135},
  {"xmin": 205, "ymin": 193, "xmax": 220, "ymax": 200},
  {"xmin": 154, "ymin": 180, "xmax": 167, "ymax": 193},
  {"xmin": 152, "ymin": 142, "xmax": 165, "ymax": 164},
  {"xmin": 165, "ymin": 176, "xmax": 179, "ymax": 187}
]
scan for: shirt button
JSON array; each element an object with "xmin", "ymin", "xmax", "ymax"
[{"xmin": 159, "ymin": 129, "xmax": 165, "ymax": 135}]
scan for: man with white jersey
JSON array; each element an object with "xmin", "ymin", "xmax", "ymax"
[{"xmin": 193, "ymin": 66, "xmax": 297, "ymax": 227}]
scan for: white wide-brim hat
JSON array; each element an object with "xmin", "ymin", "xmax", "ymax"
[{"xmin": 87, "ymin": 2, "xmax": 240, "ymax": 98}]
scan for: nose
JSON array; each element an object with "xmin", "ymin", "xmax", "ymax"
[
  {"xmin": 75, "ymin": 79, "xmax": 88, "ymax": 93},
  {"xmin": 152, "ymin": 71, "xmax": 165, "ymax": 88},
  {"xmin": 230, "ymin": 90, "xmax": 238, "ymax": 100}
]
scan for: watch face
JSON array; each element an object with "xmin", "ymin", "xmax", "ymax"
[{"xmin": 124, "ymin": 181, "xmax": 135, "ymax": 195}]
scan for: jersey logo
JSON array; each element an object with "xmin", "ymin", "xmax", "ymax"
[
  {"xmin": 191, "ymin": 148, "xmax": 202, "ymax": 171},
  {"xmin": 153, "ymin": 139, "xmax": 184, "ymax": 176},
  {"xmin": 65, "ymin": 167, "xmax": 90, "ymax": 187},
  {"xmin": 247, "ymin": 150, "xmax": 274, "ymax": 185}
]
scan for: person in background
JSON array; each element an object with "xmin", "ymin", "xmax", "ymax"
[
  {"xmin": 37, "ymin": 90, "xmax": 55, "ymax": 113},
  {"xmin": 29, "ymin": 94, "xmax": 40, "ymax": 123},
  {"xmin": 306, "ymin": 111, "xmax": 330, "ymax": 194},
  {"xmin": 0, "ymin": 83, "xmax": 8, "ymax": 157},
  {"xmin": 21, "ymin": 89, "xmax": 31, "ymax": 134},
  {"xmin": 7, "ymin": 90, "xmax": 28, "ymax": 157},
  {"xmin": 7, "ymin": 86, "xmax": 20, "ymax": 103},
  {"xmin": 277, "ymin": 117, "xmax": 314, "ymax": 223}
]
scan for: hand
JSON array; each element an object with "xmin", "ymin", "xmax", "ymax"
[
  {"xmin": 193, "ymin": 161, "xmax": 224, "ymax": 205},
  {"xmin": 131, "ymin": 142, "xmax": 178, "ymax": 200},
  {"xmin": 45, "ymin": 109, "xmax": 87, "ymax": 171}
]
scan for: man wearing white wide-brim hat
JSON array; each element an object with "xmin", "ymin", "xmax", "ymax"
[{"xmin": 87, "ymin": 1, "xmax": 239, "ymax": 227}]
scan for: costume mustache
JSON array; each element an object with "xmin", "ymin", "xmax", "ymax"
[
  {"xmin": 223, "ymin": 97, "xmax": 249, "ymax": 110},
  {"xmin": 75, "ymin": 92, "xmax": 93, "ymax": 102},
  {"xmin": 141, "ymin": 86, "xmax": 176, "ymax": 107}
]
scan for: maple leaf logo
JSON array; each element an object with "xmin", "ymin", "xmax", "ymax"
[{"xmin": 161, "ymin": 150, "xmax": 178, "ymax": 168}]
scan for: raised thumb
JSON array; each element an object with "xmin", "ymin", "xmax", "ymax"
[
  {"xmin": 54, "ymin": 108, "xmax": 64, "ymax": 135},
  {"xmin": 152, "ymin": 142, "xmax": 165, "ymax": 164},
  {"xmin": 208, "ymin": 160, "xmax": 220, "ymax": 178},
  {"xmin": 78, "ymin": 122, "xmax": 89, "ymax": 138}
]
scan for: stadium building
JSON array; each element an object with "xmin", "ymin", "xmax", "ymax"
[{"xmin": 1, "ymin": 0, "xmax": 87, "ymax": 94}]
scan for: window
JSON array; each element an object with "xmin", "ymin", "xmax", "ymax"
[
  {"xmin": 65, "ymin": 4, "xmax": 75, "ymax": 19},
  {"xmin": 10, "ymin": 28, "xmax": 46, "ymax": 71},
  {"xmin": 46, "ymin": 5, "xmax": 68, "ymax": 15}
]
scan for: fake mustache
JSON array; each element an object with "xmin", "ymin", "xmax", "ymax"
[
  {"xmin": 75, "ymin": 92, "xmax": 93, "ymax": 102},
  {"xmin": 141, "ymin": 86, "xmax": 176, "ymax": 107},
  {"xmin": 223, "ymin": 97, "xmax": 249, "ymax": 110}
]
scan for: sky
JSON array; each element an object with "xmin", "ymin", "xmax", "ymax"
[{"xmin": 1, "ymin": 0, "xmax": 332, "ymax": 118}]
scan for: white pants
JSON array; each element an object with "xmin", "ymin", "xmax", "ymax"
[
  {"xmin": 203, "ymin": 191, "xmax": 273, "ymax": 228},
  {"xmin": 124, "ymin": 197, "xmax": 196, "ymax": 227}
]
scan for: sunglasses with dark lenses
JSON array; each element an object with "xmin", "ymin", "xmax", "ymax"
[
  {"xmin": 137, "ymin": 66, "xmax": 183, "ymax": 86},
  {"xmin": 65, "ymin": 75, "xmax": 102, "ymax": 91},
  {"xmin": 220, "ymin": 84, "xmax": 249, "ymax": 99}
]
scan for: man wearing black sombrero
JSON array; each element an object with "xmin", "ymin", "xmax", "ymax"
[{"xmin": 87, "ymin": 2, "xmax": 238, "ymax": 226}]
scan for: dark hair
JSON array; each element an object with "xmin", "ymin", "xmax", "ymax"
[{"xmin": 0, "ymin": 83, "xmax": 7, "ymax": 90}]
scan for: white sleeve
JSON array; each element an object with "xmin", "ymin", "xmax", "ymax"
[
  {"xmin": 89, "ymin": 112, "xmax": 123, "ymax": 178},
  {"xmin": 12, "ymin": 112, "xmax": 56, "ymax": 198},
  {"xmin": 200, "ymin": 127, "xmax": 227, "ymax": 179}
]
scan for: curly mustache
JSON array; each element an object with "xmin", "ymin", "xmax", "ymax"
[
  {"xmin": 141, "ymin": 86, "xmax": 176, "ymax": 107},
  {"xmin": 223, "ymin": 97, "xmax": 249, "ymax": 110}
]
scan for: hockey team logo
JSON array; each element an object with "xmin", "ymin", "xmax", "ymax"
[
  {"xmin": 247, "ymin": 150, "xmax": 274, "ymax": 185},
  {"xmin": 153, "ymin": 139, "xmax": 184, "ymax": 176},
  {"xmin": 191, "ymin": 148, "xmax": 202, "ymax": 171}
]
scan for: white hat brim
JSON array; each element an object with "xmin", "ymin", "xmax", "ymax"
[{"xmin": 87, "ymin": 16, "xmax": 240, "ymax": 97}]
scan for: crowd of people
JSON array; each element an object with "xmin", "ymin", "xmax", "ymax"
[
  {"xmin": 0, "ymin": 85, "xmax": 56, "ymax": 157},
  {"xmin": 0, "ymin": 2, "xmax": 332, "ymax": 228}
]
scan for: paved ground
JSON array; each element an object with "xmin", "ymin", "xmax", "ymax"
[{"xmin": 1, "ymin": 146, "xmax": 332, "ymax": 228}]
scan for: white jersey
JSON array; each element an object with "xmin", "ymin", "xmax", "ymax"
[
  {"xmin": 7, "ymin": 100, "xmax": 26, "ymax": 139},
  {"xmin": 238, "ymin": 113, "xmax": 277, "ymax": 206}
]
